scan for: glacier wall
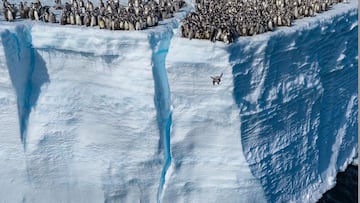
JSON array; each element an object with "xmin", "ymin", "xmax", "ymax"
[
  {"xmin": 0, "ymin": 1, "xmax": 357, "ymax": 202},
  {"xmin": 0, "ymin": 25, "xmax": 165, "ymax": 202},
  {"xmin": 228, "ymin": 4, "xmax": 358, "ymax": 202}
]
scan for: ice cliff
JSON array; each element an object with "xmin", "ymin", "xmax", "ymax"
[{"xmin": 0, "ymin": 0, "xmax": 357, "ymax": 202}]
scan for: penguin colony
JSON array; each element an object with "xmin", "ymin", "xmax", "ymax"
[
  {"xmin": 181, "ymin": 0, "xmax": 348, "ymax": 43},
  {"xmin": 2, "ymin": 0, "xmax": 185, "ymax": 30}
]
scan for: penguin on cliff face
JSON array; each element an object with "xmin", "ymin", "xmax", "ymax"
[{"xmin": 211, "ymin": 73, "xmax": 223, "ymax": 85}]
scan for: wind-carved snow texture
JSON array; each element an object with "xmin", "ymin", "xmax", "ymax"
[
  {"xmin": 229, "ymin": 2, "xmax": 358, "ymax": 202},
  {"xmin": 163, "ymin": 37, "xmax": 267, "ymax": 202},
  {"xmin": 32, "ymin": 27, "xmax": 166, "ymax": 202},
  {"xmin": 0, "ymin": 0, "xmax": 358, "ymax": 202}
]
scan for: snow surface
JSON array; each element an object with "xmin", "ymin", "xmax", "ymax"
[{"xmin": 0, "ymin": 0, "xmax": 358, "ymax": 202}]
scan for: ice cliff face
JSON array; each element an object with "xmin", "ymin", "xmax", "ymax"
[
  {"xmin": 229, "ymin": 5, "xmax": 358, "ymax": 202},
  {"xmin": 0, "ymin": 1, "xmax": 357, "ymax": 203}
]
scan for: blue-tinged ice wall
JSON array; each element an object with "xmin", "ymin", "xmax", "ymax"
[{"xmin": 229, "ymin": 3, "xmax": 358, "ymax": 202}]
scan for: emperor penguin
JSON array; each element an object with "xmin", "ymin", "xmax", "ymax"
[
  {"xmin": 5, "ymin": 4, "xmax": 17, "ymax": 21},
  {"xmin": 104, "ymin": 15, "xmax": 111, "ymax": 29},
  {"xmin": 75, "ymin": 11, "xmax": 82, "ymax": 25},
  {"xmin": 314, "ymin": 2, "xmax": 320, "ymax": 13},
  {"xmin": 144, "ymin": 4, "xmax": 149, "ymax": 15},
  {"xmin": 98, "ymin": 16, "xmax": 105, "ymax": 29},
  {"xmin": 309, "ymin": 7, "xmax": 314, "ymax": 16},
  {"xmin": 140, "ymin": 18, "xmax": 146, "ymax": 29},
  {"xmin": 5, "ymin": 7, "xmax": 14, "ymax": 21},
  {"xmin": 111, "ymin": 18, "xmax": 120, "ymax": 30},
  {"xmin": 128, "ymin": 21, "xmax": 135, "ymax": 30},
  {"xmin": 90, "ymin": 13, "xmax": 97, "ymax": 26},
  {"xmin": 222, "ymin": 32, "xmax": 230, "ymax": 44},
  {"xmin": 119, "ymin": 20, "xmax": 124, "ymax": 30},
  {"xmin": 248, "ymin": 25, "xmax": 255, "ymax": 36},
  {"xmin": 70, "ymin": 12, "xmax": 76, "ymax": 25},
  {"xmin": 86, "ymin": 0, "xmax": 94, "ymax": 11},
  {"xmin": 135, "ymin": 20, "xmax": 141, "ymax": 30},
  {"xmin": 49, "ymin": 12, "xmax": 56, "ymax": 23},
  {"xmin": 241, "ymin": 26, "xmax": 247, "ymax": 36},
  {"xmin": 215, "ymin": 27, "xmax": 222, "ymax": 40},
  {"xmin": 66, "ymin": 12, "xmax": 71, "ymax": 24},
  {"xmin": 43, "ymin": 10, "xmax": 50, "ymax": 22},
  {"xmin": 134, "ymin": 0, "xmax": 140, "ymax": 7},
  {"xmin": 304, "ymin": 6, "xmax": 309, "ymax": 16},
  {"xmin": 60, "ymin": 11, "xmax": 67, "ymax": 24},
  {"xmin": 83, "ymin": 12, "xmax": 90, "ymax": 26},
  {"xmin": 34, "ymin": 9, "xmax": 40, "ymax": 20},
  {"xmin": 276, "ymin": 15, "xmax": 282, "ymax": 26},
  {"xmin": 78, "ymin": 0, "xmax": 84, "ymax": 7},
  {"xmin": 19, "ymin": 2, "xmax": 29, "ymax": 19},
  {"xmin": 294, "ymin": 5, "xmax": 299, "ymax": 19},
  {"xmin": 211, "ymin": 73, "xmax": 223, "ymax": 85},
  {"xmin": 152, "ymin": 14, "xmax": 158, "ymax": 25},
  {"xmin": 173, "ymin": 1, "xmax": 179, "ymax": 12},
  {"xmin": 146, "ymin": 15, "xmax": 152, "ymax": 26},
  {"xmin": 124, "ymin": 20, "xmax": 129, "ymax": 30}
]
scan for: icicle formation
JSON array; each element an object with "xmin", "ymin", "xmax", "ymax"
[
  {"xmin": 180, "ymin": 0, "xmax": 348, "ymax": 43},
  {"xmin": 1, "ymin": 0, "xmax": 185, "ymax": 30}
]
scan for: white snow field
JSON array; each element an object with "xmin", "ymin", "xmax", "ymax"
[{"xmin": 0, "ymin": 0, "xmax": 357, "ymax": 202}]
